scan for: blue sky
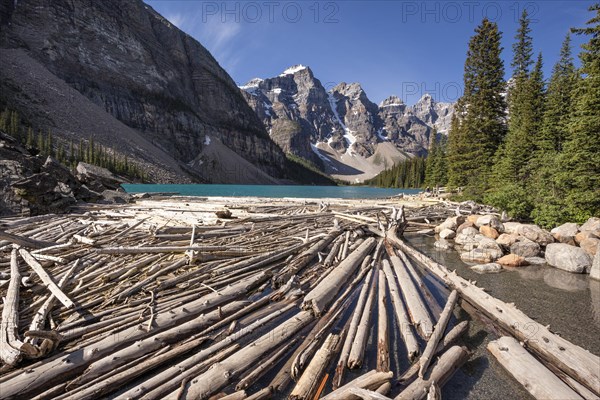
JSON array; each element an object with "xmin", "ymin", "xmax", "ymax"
[{"xmin": 145, "ymin": 1, "xmax": 593, "ymax": 105}]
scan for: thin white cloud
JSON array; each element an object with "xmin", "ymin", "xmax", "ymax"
[{"xmin": 161, "ymin": 7, "xmax": 244, "ymax": 74}]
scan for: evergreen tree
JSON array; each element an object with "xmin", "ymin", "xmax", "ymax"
[
  {"xmin": 559, "ymin": 4, "xmax": 600, "ymax": 221},
  {"xmin": 446, "ymin": 18, "xmax": 506, "ymax": 199},
  {"xmin": 486, "ymin": 11, "xmax": 545, "ymax": 218},
  {"xmin": 530, "ymin": 34, "xmax": 578, "ymax": 227}
]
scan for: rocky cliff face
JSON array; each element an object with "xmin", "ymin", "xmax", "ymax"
[
  {"xmin": 0, "ymin": 0, "xmax": 289, "ymax": 183},
  {"xmin": 240, "ymin": 66, "xmax": 455, "ymax": 182}
]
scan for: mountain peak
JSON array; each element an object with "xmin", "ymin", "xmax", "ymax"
[
  {"xmin": 380, "ymin": 95, "xmax": 404, "ymax": 108},
  {"xmin": 279, "ymin": 64, "xmax": 309, "ymax": 77}
]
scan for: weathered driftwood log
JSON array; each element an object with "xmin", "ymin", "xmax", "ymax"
[
  {"xmin": 399, "ymin": 321, "xmax": 469, "ymax": 385},
  {"xmin": 19, "ymin": 248, "xmax": 75, "ymax": 309},
  {"xmin": 385, "ymin": 243, "xmax": 433, "ymax": 339},
  {"xmin": 382, "ymin": 259, "xmax": 420, "ymax": 361},
  {"xmin": 395, "ymin": 346, "xmax": 470, "ymax": 400},
  {"xmin": 0, "ymin": 271, "xmax": 270, "ymax": 399},
  {"xmin": 333, "ymin": 269, "xmax": 374, "ymax": 388},
  {"xmin": 235, "ymin": 339, "xmax": 298, "ymax": 391},
  {"xmin": 348, "ymin": 387, "xmax": 394, "ymax": 400},
  {"xmin": 419, "ymin": 290, "xmax": 458, "ymax": 378},
  {"xmin": 56, "ymin": 336, "xmax": 211, "ymax": 400},
  {"xmin": 274, "ymin": 228, "xmax": 343, "ymax": 286},
  {"xmin": 290, "ymin": 333, "xmax": 340, "ymax": 399},
  {"xmin": 27, "ymin": 260, "xmax": 79, "ymax": 348},
  {"xmin": 0, "ymin": 230, "xmax": 57, "ymax": 249},
  {"xmin": 168, "ymin": 310, "xmax": 314, "ymax": 400},
  {"xmin": 70, "ymin": 301, "xmax": 249, "ymax": 387},
  {"xmin": 322, "ymin": 370, "xmax": 394, "ymax": 400},
  {"xmin": 303, "ymin": 237, "xmax": 376, "ymax": 315},
  {"xmin": 348, "ymin": 268, "xmax": 377, "ymax": 368},
  {"xmin": 96, "ymin": 245, "xmax": 228, "ymax": 254},
  {"xmin": 0, "ymin": 249, "xmax": 24, "ymax": 366},
  {"xmin": 377, "ymin": 266, "xmax": 390, "ymax": 372},
  {"xmin": 387, "ymin": 235, "xmax": 600, "ymax": 397},
  {"xmin": 488, "ymin": 336, "xmax": 584, "ymax": 400}
]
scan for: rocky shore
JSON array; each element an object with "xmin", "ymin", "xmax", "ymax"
[
  {"xmin": 1, "ymin": 131, "xmax": 132, "ymax": 216},
  {"xmin": 433, "ymin": 212, "xmax": 600, "ymax": 279}
]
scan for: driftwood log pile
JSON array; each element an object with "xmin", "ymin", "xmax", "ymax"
[{"xmin": 0, "ymin": 196, "xmax": 598, "ymax": 399}]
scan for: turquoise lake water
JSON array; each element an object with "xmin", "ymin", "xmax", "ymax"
[{"xmin": 122, "ymin": 184, "xmax": 420, "ymax": 199}]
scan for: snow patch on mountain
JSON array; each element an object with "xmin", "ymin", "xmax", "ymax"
[
  {"xmin": 328, "ymin": 92, "xmax": 357, "ymax": 153},
  {"xmin": 280, "ymin": 64, "xmax": 308, "ymax": 76}
]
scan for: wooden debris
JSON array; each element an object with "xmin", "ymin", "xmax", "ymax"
[{"xmin": 488, "ymin": 336, "xmax": 584, "ymax": 400}]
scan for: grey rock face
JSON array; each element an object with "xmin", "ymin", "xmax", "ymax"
[
  {"xmin": 240, "ymin": 66, "xmax": 455, "ymax": 177},
  {"xmin": 591, "ymin": 246, "xmax": 600, "ymax": 280},
  {"xmin": 510, "ymin": 240, "xmax": 541, "ymax": 258},
  {"xmin": 1, "ymin": 0, "xmax": 286, "ymax": 182},
  {"xmin": 545, "ymin": 243, "xmax": 592, "ymax": 273}
]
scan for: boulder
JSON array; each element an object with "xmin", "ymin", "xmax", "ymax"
[
  {"xmin": 579, "ymin": 217, "xmax": 600, "ymax": 236},
  {"xmin": 503, "ymin": 222, "xmax": 523, "ymax": 234},
  {"xmin": 480, "ymin": 225, "xmax": 499, "ymax": 239},
  {"xmin": 475, "ymin": 215, "xmax": 504, "ymax": 232},
  {"xmin": 497, "ymin": 254, "xmax": 528, "ymax": 267},
  {"xmin": 580, "ymin": 238, "xmax": 600, "ymax": 256},
  {"xmin": 551, "ymin": 222, "xmax": 579, "ymax": 245},
  {"xmin": 591, "ymin": 245, "xmax": 600, "ymax": 280},
  {"xmin": 439, "ymin": 229, "xmax": 456, "ymax": 240},
  {"xmin": 460, "ymin": 248, "xmax": 498, "ymax": 264},
  {"xmin": 510, "ymin": 240, "xmax": 541, "ymax": 258},
  {"xmin": 471, "ymin": 263, "xmax": 502, "ymax": 273},
  {"xmin": 545, "ymin": 243, "xmax": 592, "ymax": 273},
  {"xmin": 478, "ymin": 237, "xmax": 504, "ymax": 252},
  {"xmin": 434, "ymin": 239, "xmax": 453, "ymax": 251},
  {"xmin": 496, "ymin": 233, "xmax": 519, "ymax": 247},
  {"xmin": 575, "ymin": 231, "xmax": 599, "ymax": 245},
  {"xmin": 515, "ymin": 224, "xmax": 554, "ymax": 246},
  {"xmin": 525, "ymin": 257, "xmax": 547, "ymax": 265},
  {"xmin": 456, "ymin": 221, "xmax": 475, "ymax": 234},
  {"xmin": 467, "ymin": 215, "xmax": 480, "ymax": 224},
  {"xmin": 76, "ymin": 162, "xmax": 125, "ymax": 191},
  {"xmin": 98, "ymin": 189, "xmax": 132, "ymax": 204},
  {"xmin": 12, "ymin": 172, "xmax": 77, "ymax": 214}
]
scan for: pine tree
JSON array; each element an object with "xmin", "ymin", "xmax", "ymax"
[
  {"xmin": 530, "ymin": 34, "xmax": 578, "ymax": 227},
  {"xmin": 486, "ymin": 11, "xmax": 545, "ymax": 218},
  {"xmin": 446, "ymin": 18, "xmax": 506, "ymax": 200},
  {"xmin": 559, "ymin": 4, "xmax": 600, "ymax": 221}
]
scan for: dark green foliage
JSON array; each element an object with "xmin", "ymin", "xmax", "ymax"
[
  {"xmin": 0, "ymin": 108, "xmax": 147, "ymax": 181},
  {"xmin": 425, "ymin": 130, "xmax": 448, "ymax": 187},
  {"xmin": 558, "ymin": 3, "xmax": 600, "ymax": 222},
  {"xmin": 447, "ymin": 18, "xmax": 507, "ymax": 200},
  {"xmin": 284, "ymin": 154, "xmax": 338, "ymax": 186},
  {"xmin": 365, "ymin": 156, "xmax": 426, "ymax": 188}
]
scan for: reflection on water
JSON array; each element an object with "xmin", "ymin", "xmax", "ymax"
[{"xmin": 407, "ymin": 235, "xmax": 600, "ymax": 354}]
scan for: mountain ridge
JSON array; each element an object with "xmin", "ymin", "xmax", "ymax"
[{"xmin": 240, "ymin": 65, "xmax": 454, "ymax": 182}]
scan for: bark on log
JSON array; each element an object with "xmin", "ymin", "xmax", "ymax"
[
  {"xmin": 377, "ymin": 266, "xmax": 390, "ymax": 372},
  {"xmin": 399, "ymin": 321, "xmax": 469, "ymax": 385},
  {"xmin": 290, "ymin": 333, "xmax": 340, "ymax": 399},
  {"xmin": 333, "ymin": 269, "xmax": 374, "ymax": 389},
  {"xmin": 395, "ymin": 346, "xmax": 469, "ymax": 400},
  {"xmin": 348, "ymin": 270, "xmax": 377, "ymax": 368},
  {"xmin": 18, "ymin": 248, "xmax": 75, "ymax": 309},
  {"xmin": 387, "ymin": 235, "xmax": 600, "ymax": 397},
  {"xmin": 382, "ymin": 259, "xmax": 419, "ymax": 361},
  {"xmin": 322, "ymin": 370, "xmax": 394, "ymax": 400},
  {"xmin": 419, "ymin": 290, "xmax": 458, "ymax": 378},
  {"xmin": 303, "ymin": 237, "xmax": 376, "ymax": 315},
  {"xmin": 488, "ymin": 336, "xmax": 583, "ymax": 400},
  {"xmin": 385, "ymin": 243, "xmax": 433, "ymax": 339},
  {"xmin": 168, "ymin": 310, "xmax": 314, "ymax": 400},
  {"xmin": 0, "ymin": 249, "xmax": 24, "ymax": 366},
  {"xmin": 0, "ymin": 271, "xmax": 270, "ymax": 399}
]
